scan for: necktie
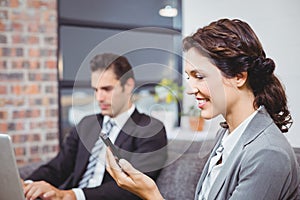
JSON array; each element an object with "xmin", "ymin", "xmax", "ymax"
[{"xmin": 78, "ymin": 119, "xmax": 114, "ymax": 188}]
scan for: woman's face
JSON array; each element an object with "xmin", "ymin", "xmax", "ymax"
[{"xmin": 184, "ymin": 48, "xmax": 238, "ymax": 120}]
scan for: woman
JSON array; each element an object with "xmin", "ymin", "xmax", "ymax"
[{"xmin": 106, "ymin": 18, "xmax": 300, "ymax": 200}]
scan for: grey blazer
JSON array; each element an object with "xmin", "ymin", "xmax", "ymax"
[{"xmin": 194, "ymin": 107, "xmax": 300, "ymax": 200}]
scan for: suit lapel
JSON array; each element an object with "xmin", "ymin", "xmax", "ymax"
[
  {"xmin": 194, "ymin": 128, "xmax": 227, "ymax": 200},
  {"xmin": 74, "ymin": 114, "xmax": 103, "ymax": 185},
  {"xmin": 114, "ymin": 109, "xmax": 140, "ymax": 147},
  {"xmin": 208, "ymin": 107, "xmax": 273, "ymax": 199}
]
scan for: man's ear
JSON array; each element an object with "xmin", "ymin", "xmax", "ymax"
[
  {"xmin": 236, "ymin": 72, "xmax": 248, "ymax": 88},
  {"xmin": 124, "ymin": 78, "xmax": 135, "ymax": 93}
]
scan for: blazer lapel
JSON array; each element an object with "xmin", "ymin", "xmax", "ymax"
[
  {"xmin": 74, "ymin": 114, "xmax": 103, "ymax": 185},
  {"xmin": 114, "ymin": 109, "xmax": 140, "ymax": 147},
  {"xmin": 194, "ymin": 127, "xmax": 227, "ymax": 200},
  {"xmin": 208, "ymin": 107, "xmax": 273, "ymax": 199}
]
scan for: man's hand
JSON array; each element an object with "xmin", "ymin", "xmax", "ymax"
[{"xmin": 23, "ymin": 181, "xmax": 76, "ymax": 200}]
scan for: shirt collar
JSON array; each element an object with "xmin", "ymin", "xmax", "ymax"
[
  {"xmin": 221, "ymin": 106, "xmax": 262, "ymax": 162},
  {"xmin": 103, "ymin": 105, "xmax": 135, "ymax": 129}
]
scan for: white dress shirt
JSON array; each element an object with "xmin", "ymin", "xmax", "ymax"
[
  {"xmin": 73, "ymin": 105, "xmax": 135, "ymax": 200},
  {"xmin": 199, "ymin": 107, "xmax": 260, "ymax": 200}
]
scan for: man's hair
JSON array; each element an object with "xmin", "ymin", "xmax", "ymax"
[{"xmin": 90, "ymin": 53, "xmax": 135, "ymax": 86}]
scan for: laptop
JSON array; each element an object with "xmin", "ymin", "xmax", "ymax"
[{"xmin": 0, "ymin": 133, "xmax": 25, "ymax": 200}]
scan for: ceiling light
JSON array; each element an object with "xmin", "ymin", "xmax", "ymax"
[{"xmin": 159, "ymin": 5, "xmax": 178, "ymax": 17}]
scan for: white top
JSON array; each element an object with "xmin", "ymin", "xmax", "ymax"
[
  {"xmin": 199, "ymin": 107, "xmax": 260, "ymax": 200},
  {"xmin": 73, "ymin": 105, "xmax": 135, "ymax": 200}
]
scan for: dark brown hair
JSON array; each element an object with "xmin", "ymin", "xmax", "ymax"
[
  {"xmin": 90, "ymin": 53, "xmax": 135, "ymax": 86},
  {"xmin": 183, "ymin": 18, "xmax": 292, "ymax": 133}
]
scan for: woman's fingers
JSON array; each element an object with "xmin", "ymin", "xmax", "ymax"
[
  {"xmin": 106, "ymin": 148, "xmax": 122, "ymax": 173},
  {"xmin": 118, "ymin": 159, "xmax": 142, "ymax": 177}
]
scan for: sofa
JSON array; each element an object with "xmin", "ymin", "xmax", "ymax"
[{"xmin": 19, "ymin": 139, "xmax": 300, "ymax": 200}]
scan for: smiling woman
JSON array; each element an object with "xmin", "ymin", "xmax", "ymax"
[{"xmin": 106, "ymin": 18, "xmax": 300, "ymax": 200}]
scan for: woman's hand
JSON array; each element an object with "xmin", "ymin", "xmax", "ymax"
[{"xmin": 106, "ymin": 149, "xmax": 164, "ymax": 200}]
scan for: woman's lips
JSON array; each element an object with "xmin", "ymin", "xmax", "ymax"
[{"xmin": 197, "ymin": 98, "xmax": 208, "ymax": 109}]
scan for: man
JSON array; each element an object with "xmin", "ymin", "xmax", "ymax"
[{"xmin": 23, "ymin": 53, "xmax": 167, "ymax": 200}]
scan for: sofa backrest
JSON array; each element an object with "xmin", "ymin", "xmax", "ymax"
[
  {"xmin": 157, "ymin": 140, "xmax": 300, "ymax": 200},
  {"xmin": 156, "ymin": 139, "xmax": 215, "ymax": 200}
]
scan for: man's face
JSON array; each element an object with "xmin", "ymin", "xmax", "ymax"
[{"xmin": 91, "ymin": 69, "xmax": 132, "ymax": 117}]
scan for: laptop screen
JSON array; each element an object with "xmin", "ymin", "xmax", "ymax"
[{"xmin": 0, "ymin": 133, "xmax": 25, "ymax": 200}]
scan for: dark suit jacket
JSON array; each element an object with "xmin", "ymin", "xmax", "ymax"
[
  {"xmin": 194, "ymin": 107, "xmax": 300, "ymax": 200},
  {"xmin": 28, "ymin": 109, "xmax": 168, "ymax": 199}
]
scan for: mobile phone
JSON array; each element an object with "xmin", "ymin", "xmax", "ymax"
[{"xmin": 99, "ymin": 132, "xmax": 121, "ymax": 161}]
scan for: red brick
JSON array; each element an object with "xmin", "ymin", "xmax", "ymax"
[
  {"xmin": 29, "ymin": 48, "xmax": 40, "ymax": 57},
  {"xmin": 12, "ymin": 60, "xmax": 23, "ymax": 69},
  {"xmin": 28, "ymin": 36, "xmax": 39, "ymax": 44},
  {"xmin": 11, "ymin": 47, "xmax": 24, "ymax": 57},
  {"xmin": 0, "ymin": 60, "xmax": 7, "ymax": 69},
  {"xmin": 29, "ymin": 60, "xmax": 41, "ymax": 69},
  {"xmin": 0, "ymin": 85, "xmax": 7, "ymax": 94},
  {"xmin": 0, "ymin": 123, "xmax": 8, "ymax": 132},
  {"xmin": 0, "ymin": 10, "xmax": 8, "ymax": 20},
  {"xmin": 16, "ymin": 159, "xmax": 26, "ymax": 166},
  {"xmin": 43, "ymin": 11, "xmax": 56, "ymax": 22},
  {"xmin": 12, "ymin": 35, "xmax": 25, "ymax": 44},
  {"xmin": 12, "ymin": 22, "xmax": 23, "ymax": 32},
  {"xmin": 45, "ymin": 24, "xmax": 57, "ymax": 33},
  {"xmin": 28, "ymin": 133, "xmax": 41, "ymax": 142},
  {"xmin": 0, "ymin": 34, "xmax": 7, "ymax": 43},
  {"xmin": 11, "ymin": 10, "xmax": 24, "ymax": 20},
  {"xmin": 0, "ymin": 22, "xmax": 6, "ymax": 31},
  {"xmin": 0, "ymin": 111, "xmax": 8, "ymax": 119},
  {"xmin": 46, "ymin": 108, "xmax": 57, "ymax": 117},
  {"xmin": 46, "ymin": 120, "xmax": 57, "ymax": 129},
  {"xmin": 30, "ymin": 145, "xmax": 39, "ymax": 155},
  {"xmin": 46, "ymin": 132, "xmax": 58, "ymax": 140},
  {"xmin": 25, "ymin": 84, "xmax": 40, "ymax": 94},
  {"xmin": 28, "ymin": 23, "xmax": 39, "ymax": 32},
  {"xmin": 12, "ymin": 85, "xmax": 22, "ymax": 95},
  {"xmin": 13, "ymin": 110, "xmax": 25, "ymax": 118},
  {"xmin": 12, "ymin": 134, "xmax": 28, "ymax": 143},
  {"xmin": 8, "ymin": 122, "xmax": 25, "ymax": 131},
  {"xmin": 44, "ymin": 36, "xmax": 56, "ymax": 45},
  {"xmin": 0, "ymin": 47, "xmax": 10, "ymax": 56},
  {"xmin": 28, "ymin": 157, "xmax": 42, "ymax": 163},
  {"xmin": 29, "ymin": 109, "xmax": 41, "ymax": 118},
  {"xmin": 45, "ymin": 60, "xmax": 56, "ymax": 69},
  {"xmin": 10, "ymin": 0, "xmax": 20, "ymax": 7},
  {"xmin": 28, "ymin": 73, "xmax": 42, "ymax": 81},
  {"xmin": 0, "ymin": 98, "xmax": 5, "ymax": 107}
]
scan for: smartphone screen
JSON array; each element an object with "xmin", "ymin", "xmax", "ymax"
[{"xmin": 99, "ymin": 132, "xmax": 121, "ymax": 161}]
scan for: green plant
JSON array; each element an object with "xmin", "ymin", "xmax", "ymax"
[
  {"xmin": 154, "ymin": 78, "xmax": 184, "ymax": 104},
  {"xmin": 181, "ymin": 105, "xmax": 201, "ymax": 117},
  {"xmin": 188, "ymin": 105, "xmax": 201, "ymax": 116}
]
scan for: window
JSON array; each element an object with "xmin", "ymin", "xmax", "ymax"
[{"xmin": 58, "ymin": 0, "xmax": 182, "ymax": 144}]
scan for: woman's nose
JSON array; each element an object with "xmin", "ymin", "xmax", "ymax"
[{"xmin": 186, "ymin": 86, "xmax": 199, "ymax": 95}]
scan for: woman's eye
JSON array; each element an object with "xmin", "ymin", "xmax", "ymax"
[
  {"xmin": 184, "ymin": 73, "xmax": 190, "ymax": 80},
  {"xmin": 195, "ymin": 73, "xmax": 204, "ymax": 79}
]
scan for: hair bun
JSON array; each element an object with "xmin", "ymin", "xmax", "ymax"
[{"xmin": 253, "ymin": 57, "xmax": 275, "ymax": 76}]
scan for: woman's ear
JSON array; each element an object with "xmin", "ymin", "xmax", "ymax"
[{"xmin": 236, "ymin": 72, "xmax": 248, "ymax": 88}]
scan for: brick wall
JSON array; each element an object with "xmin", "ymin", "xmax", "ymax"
[{"xmin": 0, "ymin": 0, "xmax": 59, "ymax": 166}]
